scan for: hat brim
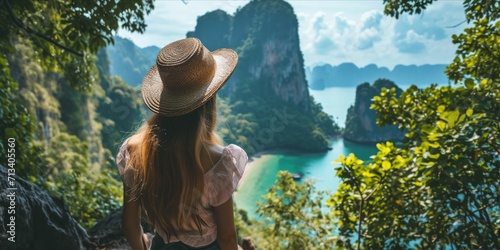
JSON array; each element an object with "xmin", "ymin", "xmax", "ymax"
[{"xmin": 141, "ymin": 48, "xmax": 238, "ymax": 117}]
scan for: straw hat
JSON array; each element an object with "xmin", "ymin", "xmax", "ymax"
[{"xmin": 141, "ymin": 38, "xmax": 238, "ymax": 117}]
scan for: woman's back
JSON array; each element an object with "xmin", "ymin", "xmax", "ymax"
[
  {"xmin": 118, "ymin": 139, "xmax": 247, "ymax": 247},
  {"xmin": 127, "ymin": 133, "xmax": 224, "ymax": 173}
]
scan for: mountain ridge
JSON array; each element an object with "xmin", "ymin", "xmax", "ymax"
[
  {"xmin": 306, "ymin": 62, "xmax": 448, "ymax": 90},
  {"xmin": 106, "ymin": 37, "xmax": 450, "ymax": 91}
]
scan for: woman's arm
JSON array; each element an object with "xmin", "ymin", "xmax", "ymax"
[
  {"xmin": 122, "ymin": 184, "xmax": 149, "ymax": 250},
  {"xmin": 214, "ymin": 197, "xmax": 238, "ymax": 250}
]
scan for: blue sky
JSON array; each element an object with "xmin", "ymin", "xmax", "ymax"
[{"xmin": 118, "ymin": 0, "xmax": 466, "ymax": 69}]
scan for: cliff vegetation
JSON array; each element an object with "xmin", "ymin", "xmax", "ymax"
[
  {"xmin": 186, "ymin": 0, "xmax": 340, "ymax": 155},
  {"xmin": 344, "ymin": 79, "xmax": 405, "ymax": 144}
]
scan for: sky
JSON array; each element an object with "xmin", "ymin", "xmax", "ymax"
[{"xmin": 118, "ymin": 0, "xmax": 467, "ymax": 70}]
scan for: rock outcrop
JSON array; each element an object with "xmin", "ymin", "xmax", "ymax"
[
  {"xmin": 87, "ymin": 208, "xmax": 154, "ymax": 250},
  {"xmin": 0, "ymin": 165, "xmax": 94, "ymax": 250},
  {"xmin": 344, "ymin": 79, "xmax": 405, "ymax": 144},
  {"xmin": 187, "ymin": 0, "xmax": 310, "ymax": 112},
  {"xmin": 0, "ymin": 164, "xmax": 157, "ymax": 250},
  {"xmin": 183, "ymin": 0, "xmax": 339, "ymax": 154}
]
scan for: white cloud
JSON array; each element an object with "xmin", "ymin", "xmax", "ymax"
[
  {"xmin": 360, "ymin": 10, "xmax": 383, "ymax": 30},
  {"xmin": 354, "ymin": 10, "xmax": 384, "ymax": 50},
  {"xmin": 333, "ymin": 13, "xmax": 351, "ymax": 34},
  {"xmin": 394, "ymin": 30, "xmax": 426, "ymax": 54},
  {"xmin": 355, "ymin": 28, "xmax": 382, "ymax": 50}
]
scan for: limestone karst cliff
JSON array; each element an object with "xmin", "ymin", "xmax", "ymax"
[
  {"xmin": 188, "ymin": 0, "xmax": 310, "ymax": 112},
  {"xmin": 344, "ymin": 79, "xmax": 405, "ymax": 144},
  {"xmin": 186, "ymin": 0, "xmax": 338, "ymax": 154}
]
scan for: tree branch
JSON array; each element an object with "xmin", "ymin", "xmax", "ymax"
[
  {"xmin": 4, "ymin": 0, "xmax": 84, "ymax": 57},
  {"xmin": 446, "ymin": 20, "xmax": 467, "ymax": 28}
]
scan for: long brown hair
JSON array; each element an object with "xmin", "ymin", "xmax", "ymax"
[{"xmin": 126, "ymin": 97, "xmax": 221, "ymax": 241}]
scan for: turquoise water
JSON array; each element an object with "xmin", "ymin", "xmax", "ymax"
[
  {"xmin": 234, "ymin": 87, "xmax": 378, "ymax": 218},
  {"xmin": 234, "ymin": 138, "xmax": 378, "ymax": 218},
  {"xmin": 309, "ymin": 87, "xmax": 357, "ymax": 128}
]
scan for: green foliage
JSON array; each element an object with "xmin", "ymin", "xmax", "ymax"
[
  {"xmin": 251, "ymin": 1, "xmax": 500, "ymax": 249},
  {"xmin": 0, "ymin": 0, "xmax": 155, "ymax": 229},
  {"xmin": 448, "ymin": 18, "xmax": 500, "ymax": 82},
  {"xmin": 332, "ymin": 79, "xmax": 500, "ymax": 248},
  {"xmin": 40, "ymin": 133, "xmax": 123, "ymax": 228},
  {"xmin": 310, "ymin": 96, "xmax": 341, "ymax": 136},
  {"xmin": 257, "ymin": 171, "xmax": 336, "ymax": 250},
  {"xmin": 329, "ymin": 1, "xmax": 500, "ymax": 248},
  {"xmin": 217, "ymin": 86, "xmax": 340, "ymax": 155},
  {"xmin": 0, "ymin": 54, "xmax": 43, "ymax": 179},
  {"xmin": 0, "ymin": 0, "xmax": 154, "ymax": 91},
  {"xmin": 383, "ymin": 0, "xmax": 436, "ymax": 19},
  {"xmin": 96, "ymin": 76, "xmax": 146, "ymax": 155},
  {"xmin": 0, "ymin": 13, "xmax": 148, "ymax": 229}
]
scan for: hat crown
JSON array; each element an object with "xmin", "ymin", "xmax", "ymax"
[
  {"xmin": 141, "ymin": 37, "xmax": 238, "ymax": 117},
  {"xmin": 156, "ymin": 38, "xmax": 215, "ymax": 92}
]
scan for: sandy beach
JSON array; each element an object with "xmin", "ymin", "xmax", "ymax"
[
  {"xmin": 236, "ymin": 153, "xmax": 268, "ymax": 193},
  {"xmin": 236, "ymin": 148, "xmax": 297, "ymax": 189}
]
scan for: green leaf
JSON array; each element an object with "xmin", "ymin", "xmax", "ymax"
[
  {"xmin": 466, "ymin": 108, "xmax": 473, "ymax": 117},
  {"xmin": 465, "ymin": 78, "xmax": 474, "ymax": 89},
  {"xmin": 437, "ymin": 105, "xmax": 446, "ymax": 113},
  {"xmin": 348, "ymin": 215, "xmax": 357, "ymax": 222},
  {"xmin": 422, "ymin": 124, "xmax": 435, "ymax": 134},
  {"xmin": 428, "ymin": 153, "xmax": 440, "ymax": 159},
  {"xmin": 447, "ymin": 110, "xmax": 460, "ymax": 128},
  {"xmin": 437, "ymin": 121, "xmax": 446, "ymax": 131},
  {"xmin": 382, "ymin": 161, "xmax": 391, "ymax": 170}
]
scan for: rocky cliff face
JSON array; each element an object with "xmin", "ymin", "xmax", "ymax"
[
  {"xmin": 344, "ymin": 79, "xmax": 405, "ymax": 144},
  {"xmin": 0, "ymin": 164, "xmax": 155, "ymax": 250},
  {"xmin": 188, "ymin": 0, "xmax": 310, "ymax": 112},
  {"xmin": 87, "ymin": 208, "xmax": 154, "ymax": 249},
  {"xmin": 184, "ymin": 0, "xmax": 339, "ymax": 154},
  {"xmin": 244, "ymin": 29, "xmax": 310, "ymax": 111},
  {"xmin": 0, "ymin": 165, "xmax": 94, "ymax": 250}
]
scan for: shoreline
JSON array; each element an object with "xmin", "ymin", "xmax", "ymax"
[
  {"xmin": 237, "ymin": 138, "xmax": 342, "ymax": 189},
  {"xmin": 237, "ymin": 152, "xmax": 269, "ymax": 193}
]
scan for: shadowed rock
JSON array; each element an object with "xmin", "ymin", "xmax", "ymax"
[
  {"xmin": 87, "ymin": 207, "xmax": 154, "ymax": 249},
  {"xmin": 0, "ymin": 164, "xmax": 94, "ymax": 250}
]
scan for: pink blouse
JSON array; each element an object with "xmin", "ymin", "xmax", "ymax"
[{"xmin": 116, "ymin": 141, "xmax": 247, "ymax": 247}]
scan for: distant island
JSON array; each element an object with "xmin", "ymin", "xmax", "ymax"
[
  {"xmin": 344, "ymin": 79, "xmax": 405, "ymax": 144},
  {"xmin": 306, "ymin": 63, "xmax": 449, "ymax": 90}
]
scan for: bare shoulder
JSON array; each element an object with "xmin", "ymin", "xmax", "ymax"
[
  {"xmin": 209, "ymin": 143, "xmax": 224, "ymax": 154},
  {"xmin": 207, "ymin": 143, "xmax": 224, "ymax": 161},
  {"xmin": 202, "ymin": 143, "xmax": 224, "ymax": 172}
]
